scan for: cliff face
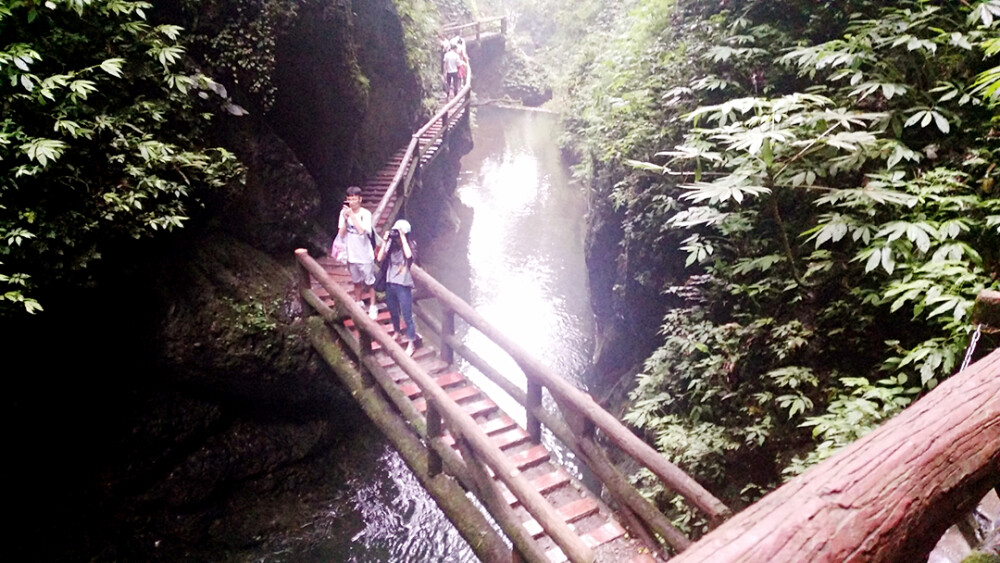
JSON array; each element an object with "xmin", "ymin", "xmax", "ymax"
[
  {"xmin": 268, "ymin": 0, "xmax": 422, "ymax": 224},
  {"xmin": 9, "ymin": 1, "xmax": 432, "ymax": 560}
]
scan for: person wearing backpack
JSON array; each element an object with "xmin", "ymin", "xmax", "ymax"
[
  {"xmin": 377, "ymin": 219, "xmax": 419, "ymax": 356},
  {"xmin": 338, "ymin": 186, "xmax": 379, "ymax": 319}
]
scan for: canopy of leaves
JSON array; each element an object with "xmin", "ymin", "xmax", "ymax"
[
  {"xmin": 553, "ymin": 0, "xmax": 999, "ymax": 526},
  {"xmin": 0, "ymin": 0, "xmax": 242, "ymax": 316}
]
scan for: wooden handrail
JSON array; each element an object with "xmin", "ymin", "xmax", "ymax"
[
  {"xmin": 411, "ymin": 264, "xmax": 731, "ymax": 522},
  {"xmin": 295, "ymin": 250, "xmax": 595, "ymax": 563},
  {"xmin": 372, "ymin": 72, "xmax": 472, "ymax": 229},
  {"xmin": 442, "ymin": 17, "xmax": 505, "ymax": 36},
  {"xmin": 414, "ymin": 302, "xmax": 693, "ymax": 552}
]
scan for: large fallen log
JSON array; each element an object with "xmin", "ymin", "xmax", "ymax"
[{"xmin": 672, "ymin": 348, "xmax": 1000, "ymax": 562}]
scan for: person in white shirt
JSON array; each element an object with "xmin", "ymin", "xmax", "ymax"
[
  {"xmin": 443, "ymin": 44, "xmax": 461, "ymax": 98},
  {"xmin": 337, "ymin": 186, "xmax": 379, "ymax": 319}
]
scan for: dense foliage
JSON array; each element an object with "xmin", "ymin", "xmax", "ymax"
[
  {"xmin": 179, "ymin": 0, "xmax": 298, "ymax": 113},
  {"xmin": 527, "ymin": 0, "xmax": 999, "ymax": 533},
  {"xmin": 0, "ymin": 0, "xmax": 241, "ymax": 315}
]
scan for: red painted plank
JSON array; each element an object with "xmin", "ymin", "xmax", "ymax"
[
  {"xmin": 461, "ymin": 398, "xmax": 498, "ymax": 418},
  {"xmin": 508, "ymin": 444, "xmax": 549, "ymax": 470},
  {"xmin": 522, "ymin": 497, "xmax": 598, "ymax": 538},
  {"xmin": 581, "ymin": 521, "xmax": 626, "ymax": 548},
  {"xmin": 490, "ymin": 426, "xmax": 532, "ymax": 450},
  {"xmin": 446, "ymin": 385, "xmax": 480, "ymax": 404},
  {"xmin": 479, "ymin": 415, "xmax": 516, "ymax": 435},
  {"xmin": 502, "ymin": 469, "xmax": 571, "ymax": 505}
]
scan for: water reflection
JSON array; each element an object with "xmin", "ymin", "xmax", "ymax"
[
  {"xmin": 425, "ymin": 106, "xmax": 594, "ymax": 392},
  {"xmin": 422, "ymin": 105, "xmax": 595, "ymax": 480},
  {"xmin": 347, "ymin": 449, "xmax": 475, "ymax": 562}
]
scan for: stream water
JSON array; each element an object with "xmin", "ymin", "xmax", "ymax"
[{"xmin": 267, "ymin": 106, "xmax": 596, "ymax": 561}]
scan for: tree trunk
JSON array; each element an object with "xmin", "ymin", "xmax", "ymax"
[{"xmin": 672, "ymin": 348, "xmax": 1000, "ymax": 562}]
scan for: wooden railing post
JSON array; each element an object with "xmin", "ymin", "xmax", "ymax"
[
  {"xmin": 358, "ymin": 331, "xmax": 374, "ymax": 386},
  {"xmin": 476, "ymin": 22, "xmax": 481, "ymax": 41},
  {"xmin": 410, "ymin": 144, "xmax": 420, "ymax": 198},
  {"xmin": 442, "ymin": 307, "xmax": 455, "ymax": 364},
  {"xmin": 526, "ymin": 378, "xmax": 542, "ymax": 442},
  {"xmin": 295, "ymin": 248, "xmax": 312, "ymax": 314},
  {"xmin": 501, "ymin": 17, "xmax": 507, "ymax": 35},
  {"xmin": 427, "ymin": 400, "xmax": 443, "ymax": 476}
]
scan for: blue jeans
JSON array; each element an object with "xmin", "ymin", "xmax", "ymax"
[{"xmin": 386, "ymin": 283, "xmax": 416, "ymax": 341}]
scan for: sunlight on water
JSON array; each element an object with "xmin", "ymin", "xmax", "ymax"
[
  {"xmin": 424, "ymin": 106, "xmax": 596, "ymax": 481},
  {"xmin": 451, "ymin": 107, "xmax": 594, "ymax": 392}
]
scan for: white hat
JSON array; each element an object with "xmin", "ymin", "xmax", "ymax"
[{"xmin": 392, "ymin": 219, "xmax": 411, "ymax": 234}]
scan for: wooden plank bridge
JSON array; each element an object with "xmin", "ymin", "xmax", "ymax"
[{"xmin": 291, "ymin": 21, "xmax": 1000, "ymax": 562}]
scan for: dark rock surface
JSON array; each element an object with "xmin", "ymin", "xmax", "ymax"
[{"xmin": 7, "ymin": 0, "xmax": 431, "ymax": 560}]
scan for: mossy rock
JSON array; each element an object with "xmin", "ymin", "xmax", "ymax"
[{"xmin": 962, "ymin": 551, "xmax": 1000, "ymax": 563}]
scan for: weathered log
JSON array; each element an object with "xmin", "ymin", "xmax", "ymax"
[
  {"xmin": 971, "ymin": 289, "xmax": 1000, "ymax": 328},
  {"xmin": 671, "ymin": 348, "xmax": 1000, "ymax": 563}
]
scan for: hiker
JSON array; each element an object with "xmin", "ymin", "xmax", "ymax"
[
  {"xmin": 457, "ymin": 47, "xmax": 468, "ymax": 86},
  {"xmin": 452, "ymin": 36, "xmax": 467, "ymax": 59},
  {"xmin": 438, "ymin": 33, "xmax": 450, "ymax": 74},
  {"xmin": 443, "ymin": 43, "xmax": 461, "ymax": 98},
  {"xmin": 376, "ymin": 219, "xmax": 419, "ymax": 356},
  {"xmin": 337, "ymin": 186, "xmax": 379, "ymax": 319}
]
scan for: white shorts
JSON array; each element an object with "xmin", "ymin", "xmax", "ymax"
[{"xmin": 349, "ymin": 262, "xmax": 376, "ymax": 286}]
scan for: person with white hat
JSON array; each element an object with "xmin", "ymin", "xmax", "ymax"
[{"xmin": 377, "ymin": 219, "xmax": 419, "ymax": 356}]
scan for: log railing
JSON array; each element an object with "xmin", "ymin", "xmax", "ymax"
[
  {"xmin": 442, "ymin": 16, "xmax": 506, "ymax": 41},
  {"xmin": 409, "ymin": 265, "xmax": 731, "ymax": 551},
  {"xmin": 371, "ymin": 69, "xmax": 472, "ymax": 231},
  {"xmin": 669, "ymin": 347, "xmax": 1000, "ymax": 562},
  {"xmin": 295, "ymin": 250, "xmax": 594, "ymax": 563}
]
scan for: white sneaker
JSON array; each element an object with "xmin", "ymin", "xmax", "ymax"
[
  {"xmin": 405, "ymin": 342, "xmax": 415, "ymax": 357},
  {"xmin": 368, "ymin": 304, "xmax": 379, "ymax": 319}
]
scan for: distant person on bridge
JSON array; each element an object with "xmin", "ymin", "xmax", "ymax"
[
  {"xmin": 338, "ymin": 186, "xmax": 379, "ymax": 320},
  {"xmin": 443, "ymin": 43, "xmax": 461, "ymax": 99},
  {"xmin": 457, "ymin": 46, "xmax": 468, "ymax": 87},
  {"xmin": 377, "ymin": 219, "xmax": 419, "ymax": 356}
]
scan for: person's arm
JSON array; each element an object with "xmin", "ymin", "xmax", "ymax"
[
  {"xmin": 337, "ymin": 208, "xmax": 348, "ymax": 239},
  {"xmin": 399, "ymin": 231, "xmax": 413, "ymax": 260},
  {"xmin": 377, "ymin": 232, "xmax": 391, "ymax": 262},
  {"xmin": 347, "ymin": 207, "xmax": 369, "ymax": 235}
]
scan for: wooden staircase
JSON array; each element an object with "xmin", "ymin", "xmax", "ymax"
[{"xmin": 310, "ymin": 255, "xmax": 657, "ymax": 562}]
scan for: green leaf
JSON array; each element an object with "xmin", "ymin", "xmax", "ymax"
[
  {"xmin": 20, "ymin": 138, "xmax": 67, "ymax": 166},
  {"xmin": 99, "ymin": 57, "xmax": 125, "ymax": 78}
]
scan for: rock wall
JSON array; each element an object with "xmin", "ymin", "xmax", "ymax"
[
  {"xmin": 269, "ymin": 0, "xmax": 423, "ymax": 227},
  {"xmin": 9, "ymin": 1, "xmax": 434, "ymax": 560}
]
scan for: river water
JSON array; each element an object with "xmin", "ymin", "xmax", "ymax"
[{"xmin": 271, "ymin": 106, "xmax": 596, "ymax": 561}]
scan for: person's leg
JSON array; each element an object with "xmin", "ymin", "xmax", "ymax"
[
  {"xmin": 399, "ymin": 286, "xmax": 417, "ymax": 341},
  {"xmin": 362, "ymin": 261, "xmax": 378, "ymax": 319},
  {"xmin": 385, "ymin": 283, "xmax": 402, "ymax": 336}
]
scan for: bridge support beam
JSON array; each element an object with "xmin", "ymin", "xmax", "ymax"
[
  {"xmin": 441, "ymin": 308, "xmax": 456, "ymax": 364},
  {"xmin": 426, "ymin": 400, "xmax": 443, "ymax": 477}
]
